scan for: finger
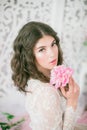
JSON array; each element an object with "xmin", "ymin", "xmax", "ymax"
[
  {"xmin": 72, "ymin": 77, "xmax": 76, "ymax": 88},
  {"xmin": 69, "ymin": 77, "xmax": 74, "ymax": 92},
  {"xmin": 60, "ymin": 87, "xmax": 66, "ymax": 97},
  {"xmin": 72, "ymin": 79, "xmax": 80, "ymax": 96},
  {"xmin": 74, "ymin": 82, "xmax": 80, "ymax": 93}
]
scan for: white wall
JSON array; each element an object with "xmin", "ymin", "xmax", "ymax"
[{"xmin": 0, "ymin": 0, "xmax": 87, "ymax": 115}]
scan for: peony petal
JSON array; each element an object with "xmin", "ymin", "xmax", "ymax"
[{"xmin": 50, "ymin": 65, "xmax": 73, "ymax": 89}]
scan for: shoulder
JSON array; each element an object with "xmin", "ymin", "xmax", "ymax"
[
  {"xmin": 25, "ymin": 79, "xmax": 62, "ymax": 112},
  {"xmin": 26, "ymin": 79, "xmax": 62, "ymax": 103},
  {"xmin": 26, "ymin": 78, "xmax": 48, "ymax": 93},
  {"xmin": 27, "ymin": 78, "xmax": 49, "ymax": 89},
  {"xmin": 27, "ymin": 78, "xmax": 60, "ymax": 96}
]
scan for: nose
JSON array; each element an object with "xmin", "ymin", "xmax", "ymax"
[{"xmin": 47, "ymin": 47, "xmax": 55, "ymax": 58}]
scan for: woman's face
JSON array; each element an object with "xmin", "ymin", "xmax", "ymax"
[{"xmin": 34, "ymin": 35, "xmax": 58, "ymax": 75}]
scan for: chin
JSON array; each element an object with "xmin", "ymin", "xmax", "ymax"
[{"xmin": 49, "ymin": 65, "xmax": 56, "ymax": 70}]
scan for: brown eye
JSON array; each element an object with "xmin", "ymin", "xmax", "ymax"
[
  {"xmin": 39, "ymin": 48, "xmax": 45, "ymax": 52},
  {"xmin": 52, "ymin": 40, "xmax": 57, "ymax": 47}
]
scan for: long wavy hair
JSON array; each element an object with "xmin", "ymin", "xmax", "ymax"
[{"xmin": 11, "ymin": 21, "xmax": 63, "ymax": 92}]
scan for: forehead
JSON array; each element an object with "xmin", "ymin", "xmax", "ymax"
[{"xmin": 34, "ymin": 35, "xmax": 55, "ymax": 48}]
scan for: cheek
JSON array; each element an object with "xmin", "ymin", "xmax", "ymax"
[
  {"xmin": 55, "ymin": 46, "xmax": 58, "ymax": 55},
  {"xmin": 35, "ymin": 53, "xmax": 45, "ymax": 63},
  {"xmin": 55, "ymin": 47, "xmax": 58, "ymax": 62}
]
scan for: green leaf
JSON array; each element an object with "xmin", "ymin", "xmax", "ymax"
[
  {"xmin": 1, "ymin": 124, "xmax": 10, "ymax": 129},
  {"xmin": 0, "ymin": 122, "xmax": 8, "ymax": 125},
  {"xmin": 10, "ymin": 118, "xmax": 25, "ymax": 128},
  {"xmin": 2, "ymin": 112, "xmax": 15, "ymax": 121},
  {"xmin": 0, "ymin": 112, "xmax": 25, "ymax": 129}
]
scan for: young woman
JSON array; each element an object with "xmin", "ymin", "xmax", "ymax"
[{"xmin": 11, "ymin": 21, "xmax": 80, "ymax": 130}]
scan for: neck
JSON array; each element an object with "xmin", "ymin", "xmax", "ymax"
[
  {"xmin": 43, "ymin": 70, "xmax": 50, "ymax": 78},
  {"xmin": 37, "ymin": 67, "xmax": 51, "ymax": 78}
]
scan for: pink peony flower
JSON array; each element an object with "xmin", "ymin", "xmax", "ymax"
[{"xmin": 50, "ymin": 65, "xmax": 73, "ymax": 89}]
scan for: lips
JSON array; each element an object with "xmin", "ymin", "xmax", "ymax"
[{"xmin": 50, "ymin": 59, "xmax": 56, "ymax": 64}]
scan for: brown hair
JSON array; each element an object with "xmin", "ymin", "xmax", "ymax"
[{"xmin": 11, "ymin": 21, "xmax": 63, "ymax": 92}]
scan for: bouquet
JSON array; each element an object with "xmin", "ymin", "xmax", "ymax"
[{"xmin": 50, "ymin": 65, "xmax": 73, "ymax": 89}]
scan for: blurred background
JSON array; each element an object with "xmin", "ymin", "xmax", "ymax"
[{"xmin": 0, "ymin": 0, "xmax": 87, "ymax": 129}]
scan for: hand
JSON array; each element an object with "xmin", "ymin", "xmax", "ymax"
[{"xmin": 60, "ymin": 77, "xmax": 80, "ymax": 110}]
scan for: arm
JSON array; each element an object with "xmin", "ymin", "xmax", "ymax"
[
  {"xmin": 26, "ymin": 84, "xmax": 63, "ymax": 130},
  {"xmin": 63, "ymin": 106, "xmax": 76, "ymax": 130},
  {"xmin": 26, "ymin": 79, "xmax": 79, "ymax": 130},
  {"xmin": 61, "ymin": 77, "xmax": 80, "ymax": 130}
]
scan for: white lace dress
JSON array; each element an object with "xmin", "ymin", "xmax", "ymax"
[{"xmin": 25, "ymin": 79, "xmax": 77, "ymax": 130}]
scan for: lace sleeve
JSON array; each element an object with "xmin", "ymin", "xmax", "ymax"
[
  {"xmin": 61, "ymin": 95, "xmax": 76, "ymax": 130},
  {"xmin": 63, "ymin": 106, "xmax": 76, "ymax": 130},
  {"xmin": 25, "ymin": 84, "xmax": 63, "ymax": 130},
  {"xmin": 25, "ymin": 80, "xmax": 77, "ymax": 130}
]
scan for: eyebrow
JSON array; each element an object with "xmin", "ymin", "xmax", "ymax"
[{"xmin": 35, "ymin": 39, "xmax": 56, "ymax": 50}]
